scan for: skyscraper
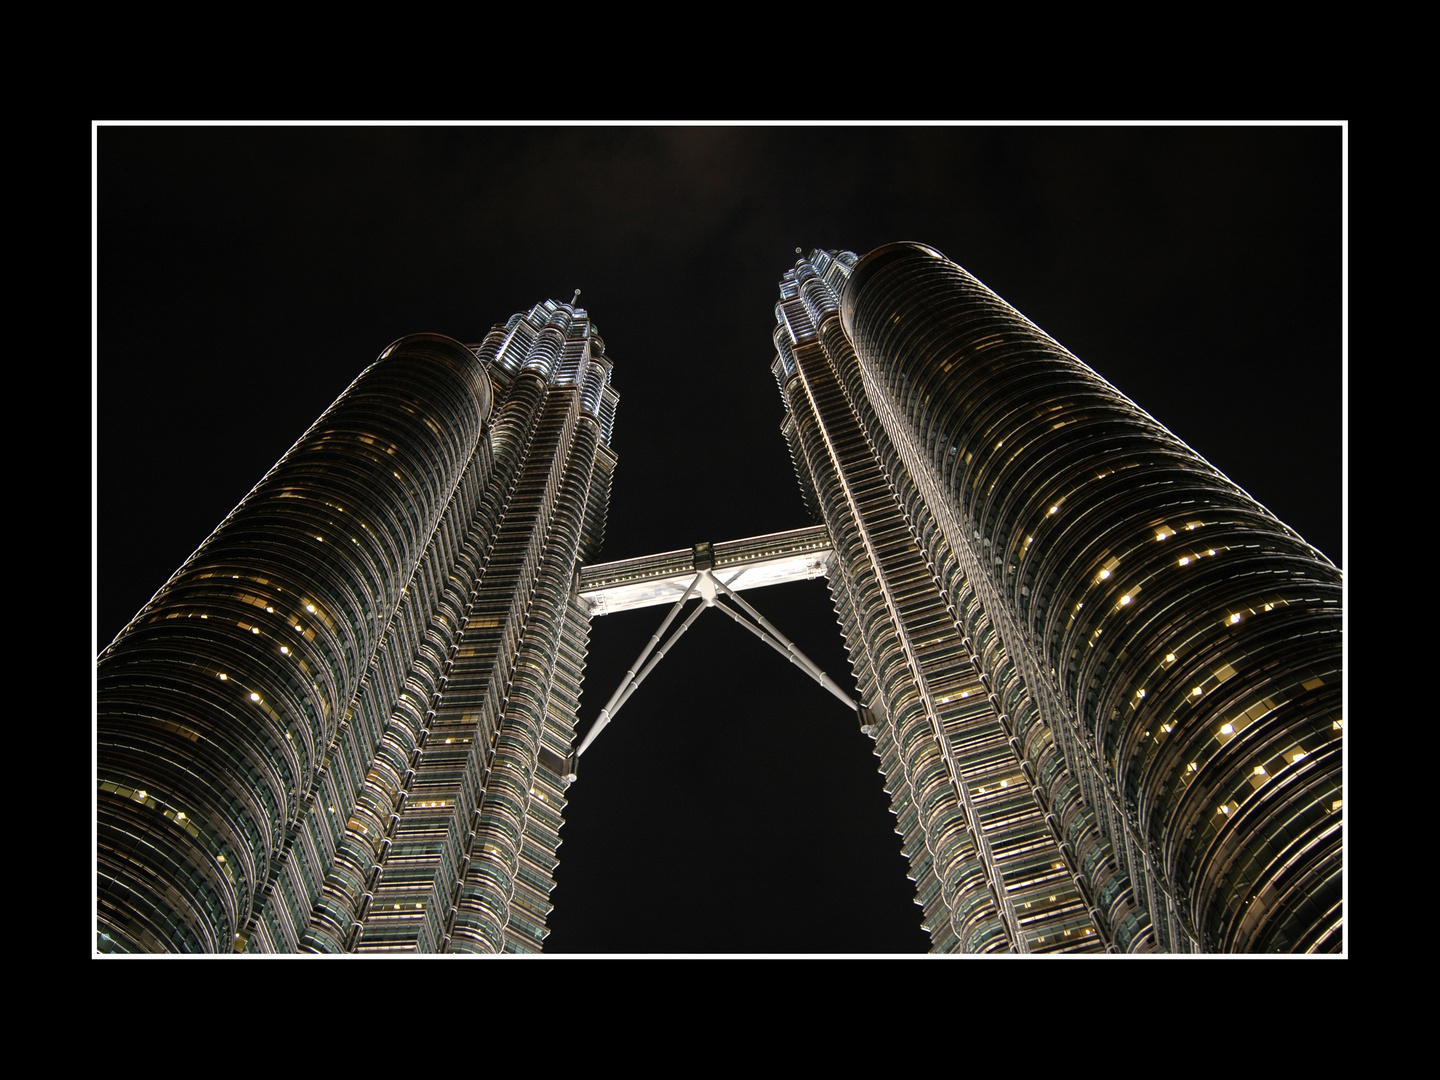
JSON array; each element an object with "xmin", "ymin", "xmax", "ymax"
[
  {"xmin": 771, "ymin": 244, "xmax": 1342, "ymax": 952},
  {"xmin": 97, "ymin": 300, "xmax": 617, "ymax": 953},
  {"xmin": 97, "ymin": 242, "xmax": 1340, "ymax": 956}
]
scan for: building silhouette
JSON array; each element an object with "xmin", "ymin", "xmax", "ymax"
[
  {"xmin": 771, "ymin": 244, "xmax": 1342, "ymax": 952},
  {"xmin": 97, "ymin": 302, "xmax": 617, "ymax": 953}
]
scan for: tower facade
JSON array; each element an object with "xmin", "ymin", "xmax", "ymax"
[
  {"xmin": 772, "ymin": 244, "xmax": 1342, "ymax": 952},
  {"xmin": 98, "ymin": 301, "xmax": 617, "ymax": 953}
]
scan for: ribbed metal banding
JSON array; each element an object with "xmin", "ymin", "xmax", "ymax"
[
  {"xmin": 839, "ymin": 243, "xmax": 1341, "ymax": 951},
  {"xmin": 98, "ymin": 334, "xmax": 488, "ymax": 953}
]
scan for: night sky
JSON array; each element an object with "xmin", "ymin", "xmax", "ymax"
[{"xmin": 95, "ymin": 124, "xmax": 1344, "ymax": 955}]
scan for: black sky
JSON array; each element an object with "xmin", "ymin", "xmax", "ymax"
[{"xmin": 96, "ymin": 124, "xmax": 1344, "ymax": 955}]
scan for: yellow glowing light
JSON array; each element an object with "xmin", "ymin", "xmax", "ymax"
[
  {"xmin": 1121, "ymin": 595, "xmax": 1131, "ymax": 605},
  {"xmin": 1179, "ymin": 557, "xmax": 1190, "ymax": 566},
  {"xmin": 250, "ymin": 692, "xmax": 261, "ymax": 702},
  {"xmin": 1221, "ymin": 723, "xmax": 1234, "ymax": 734},
  {"xmin": 1230, "ymin": 613, "xmax": 1241, "ymax": 624},
  {"xmin": 1099, "ymin": 569, "xmax": 1111, "ymax": 580}
]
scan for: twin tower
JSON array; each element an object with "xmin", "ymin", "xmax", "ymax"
[{"xmin": 97, "ymin": 244, "xmax": 1343, "ymax": 954}]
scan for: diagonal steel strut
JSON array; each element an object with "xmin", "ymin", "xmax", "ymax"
[
  {"xmin": 575, "ymin": 567, "xmax": 860, "ymax": 761},
  {"xmin": 575, "ymin": 572, "xmax": 704, "ymax": 758},
  {"xmin": 706, "ymin": 570, "xmax": 858, "ymax": 711}
]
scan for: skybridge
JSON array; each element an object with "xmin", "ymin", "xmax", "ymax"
[
  {"xmin": 569, "ymin": 524, "xmax": 872, "ymax": 767},
  {"xmin": 577, "ymin": 524, "xmax": 833, "ymax": 616}
]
